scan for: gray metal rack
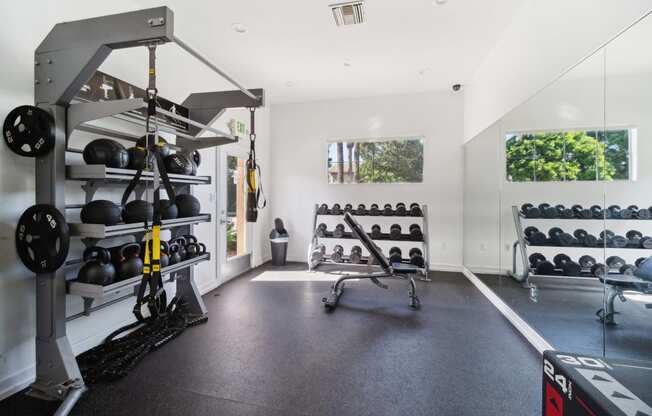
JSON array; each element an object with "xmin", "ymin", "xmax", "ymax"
[
  {"xmin": 28, "ymin": 7, "xmax": 264, "ymax": 414},
  {"xmin": 307, "ymin": 204, "xmax": 431, "ymax": 281}
]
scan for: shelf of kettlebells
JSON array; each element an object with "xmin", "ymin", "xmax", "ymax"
[
  {"xmin": 67, "ymin": 165, "xmax": 211, "ymax": 186},
  {"xmin": 67, "ymin": 252, "xmax": 210, "ymax": 299}
]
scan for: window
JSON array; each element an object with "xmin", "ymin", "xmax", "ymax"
[
  {"xmin": 505, "ymin": 128, "xmax": 634, "ymax": 182},
  {"xmin": 226, "ymin": 155, "xmax": 247, "ymax": 258},
  {"xmin": 327, "ymin": 137, "xmax": 424, "ymax": 184}
]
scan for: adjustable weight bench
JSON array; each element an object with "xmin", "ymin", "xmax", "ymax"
[{"xmin": 322, "ymin": 212, "xmax": 421, "ymax": 311}]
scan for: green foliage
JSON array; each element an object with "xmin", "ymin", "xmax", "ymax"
[
  {"xmin": 356, "ymin": 139, "xmax": 424, "ymax": 183},
  {"xmin": 505, "ymin": 130, "xmax": 629, "ymax": 182},
  {"xmin": 226, "ymin": 222, "xmax": 237, "ymax": 256}
]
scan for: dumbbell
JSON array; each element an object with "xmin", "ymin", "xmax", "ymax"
[
  {"xmin": 641, "ymin": 236, "xmax": 652, "ymax": 249},
  {"xmin": 620, "ymin": 205, "xmax": 636, "ymax": 219},
  {"xmin": 331, "ymin": 203, "xmax": 342, "ymax": 215},
  {"xmin": 395, "ymin": 202, "xmax": 407, "ymax": 216},
  {"xmin": 591, "ymin": 263, "xmax": 607, "ymax": 278},
  {"xmin": 574, "ymin": 229, "xmax": 598, "ymax": 247},
  {"xmin": 572, "ymin": 204, "xmax": 592, "ymax": 219},
  {"xmin": 558, "ymin": 231, "xmax": 578, "ymax": 247},
  {"xmin": 558, "ymin": 205, "xmax": 574, "ymax": 219},
  {"xmin": 410, "ymin": 203, "xmax": 423, "ymax": 217},
  {"xmin": 626, "ymin": 230, "xmax": 643, "ymax": 248},
  {"xmin": 331, "ymin": 245, "xmax": 344, "ymax": 263},
  {"xmin": 553, "ymin": 253, "xmax": 581, "ymax": 276},
  {"xmin": 548, "ymin": 227, "xmax": 564, "ymax": 245},
  {"xmin": 350, "ymin": 246, "xmax": 363, "ymax": 264},
  {"xmin": 389, "ymin": 247, "xmax": 403, "ymax": 264},
  {"xmin": 579, "ymin": 255, "xmax": 597, "ymax": 269},
  {"xmin": 333, "ymin": 224, "xmax": 346, "ymax": 238},
  {"xmin": 409, "ymin": 247, "xmax": 425, "ymax": 268},
  {"xmin": 607, "ymin": 205, "xmax": 621, "ymax": 219},
  {"xmin": 389, "ymin": 224, "xmax": 402, "ymax": 240},
  {"xmin": 620, "ymin": 264, "xmax": 636, "ymax": 275},
  {"xmin": 590, "ymin": 205, "xmax": 604, "ymax": 219},
  {"xmin": 356, "ymin": 204, "xmax": 367, "ymax": 215},
  {"xmin": 409, "ymin": 224, "xmax": 423, "ymax": 241},
  {"xmin": 599, "ymin": 230, "xmax": 615, "ymax": 246},
  {"xmin": 611, "ymin": 234, "xmax": 628, "ymax": 249},
  {"xmin": 317, "ymin": 203, "xmax": 329, "ymax": 215},
  {"xmin": 316, "ymin": 223, "xmax": 328, "ymax": 237},
  {"xmin": 532, "ymin": 253, "xmax": 555, "ymax": 275},
  {"xmin": 370, "ymin": 224, "xmax": 383, "ymax": 239},
  {"xmin": 310, "ymin": 244, "xmax": 326, "ymax": 263},
  {"xmin": 637, "ymin": 207, "xmax": 652, "ymax": 219},
  {"xmin": 383, "ymin": 203, "xmax": 393, "ymax": 216},
  {"xmin": 521, "ymin": 203, "xmax": 540, "ymax": 218},
  {"xmin": 606, "ymin": 255, "xmax": 626, "ymax": 270},
  {"xmin": 524, "ymin": 226, "xmax": 547, "ymax": 246},
  {"xmin": 369, "ymin": 203, "xmax": 381, "ymax": 216},
  {"xmin": 529, "ymin": 252, "xmax": 547, "ymax": 268},
  {"xmin": 344, "ymin": 203, "xmax": 354, "ymax": 214},
  {"xmin": 635, "ymin": 257, "xmax": 648, "ymax": 268},
  {"xmin": 540, "ymin": 203, "xmax": 558, "ymax": 219}
]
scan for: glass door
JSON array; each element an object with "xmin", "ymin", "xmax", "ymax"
[{"xmin": 218, "ymin": 148, "xmax": 252, "ymax": 281}]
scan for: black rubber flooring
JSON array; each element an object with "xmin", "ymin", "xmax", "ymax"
[
  {"xmin": 2, "ymin": 263, "xmax": 541, "ymax": 416},
  {"xmin": 478, "ymin": 274, "xmax": 652, "ymax": 362}
]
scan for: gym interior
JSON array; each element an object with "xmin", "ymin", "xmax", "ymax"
[{"xmin": 1, "ymin": 2, "xmax": 651, "ymax": 415}]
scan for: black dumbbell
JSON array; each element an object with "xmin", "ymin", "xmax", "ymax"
[
  {"xmin": 524, "ymin": 226, "xmax": 547, "ymax": 246},
  {"xmin": 521, "ymin": 203, "xmax": 541, "ymax": 218},
  {"xmin": 548, "ymin": 227, "xmax": 564, "ymax": 244},
  {"xmin": 370, "ymin": 224, "xmax": 382, "ymax": 239},
  {"xmin": 410, "ymin": 203, "xmax": 423, "ymax": 217},
  {"xmin": 317, "ymin": 203, "xmax": 329, "ymax": 215},
  {"xmin": 606, "ymin": 256, "xmax": 626, "ymax": 270},
  {"xmin": 626, "ymin": 230, "xmax": 643, "ymax": 248},
  {"xmin": 590, "ymin": 205, "xmax": 603, "ymax": 219},
  {"xmin": 333, "ymin": 224, "xmax": 346, "ymax": 238},
  {"xmin": 638, "ymin": 207, "xmax": 652, "ymax": 219},
  {"xmin": 310, "ymin": 244, "xmax": 326, "ymax": 263},
  {"xmin": 409, "ymin": 224, "xmax": 423, "ymax": 241},
  {"xmin": 579, "ymin": 255, "xmax": 597, "ymax": 269},
  {"xmin": 535, "ymin": 260, "xmax": 556, "ymax": 275},
  {"xmin": 559, "ymin": 205, "xmax": 574, "ymax": 218},
  {"xmin": 344, "ymin": 203, "xmax": 354, "ymax": 214},
  {"xmin": 395, "ymin": 202, "xmax": 407, "ymax": 216},
  {"xmin": 553, "ymin": 253, "xmax": 571, "ymax": 268},
  {"xmin": 611, "ymin": 235, "xmax": 628, "ymax": 249},
  {"xmin": 331, "ymin": 245, "xmax": 344, "ymax": 263},
  {"xmin": 641, "ymin": 236, "xmax": 652, "ymax": 249},
  {"xmin": 383, "ymin": 203, "xmax": 393, "ymax": 216},
  {"xmin": 389, "ymin": 224, "xmax": 402, "ymax": 240},
  {"xmin": 540, "ymin": 203, "xmax": 558, "ymax": 219},
  {"xmin": 369, "ymin": 203, "xmax": 381, "ymax": 216},
  {"xmin": 356, "ymin": 204, "xmax": 367, "ymax": 215},
  {"xmin": 553, "ymin": 254, "xmax": 580, "ymax": 276},
  {"xmin": 635, "ymin": 257, "xmax": 648, "ymax": 268},
  {"xmin": 591, "ymin": 263, "xmax": 606, "ymax": 277},
  {"xmin": 599, "ymin": 230, "xmax": 615, "ymax": 246},
  {"xmin": 620, "ymin": 205, "xmax": 636, "ymax": 219},
  {"xmin": 389, "ymin": 247, "xmax": 402, "ymax": 264},
  {"xmin": 316, "ymin": 223, "xmax": 327, "ymax": 237},
  {"xmin": 607, "ymin": 205, "xmax": 621, "ymax": 219},
  {"xmin": 620, "ymin": 264, "xmax": 636, "ymax": 275},
  {"xmin": 409, "ymin": 247, "xmax": 425, "ymax": 268},
  {"xmin": 558, "ymin": 232, "xmax": 578, "ymax": 247},
  {"xmin": 350, "ymin": 246, "xmax": 362, "ymax": 264},
  {"xmin": 529, "ymin": 253, "xmax": 546, "ymax": 268},
  {"xmin": 331, "ymin": 203, "xmax": 342, "ymax": 215}
]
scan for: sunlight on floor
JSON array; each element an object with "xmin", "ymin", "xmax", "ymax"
[{"xmin": 250, "ymin": 270, "xmax": 362, "ymax": 282}]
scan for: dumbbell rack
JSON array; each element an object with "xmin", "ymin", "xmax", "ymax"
[
  {"xmin": 307, "ymin": 204, "xmax": 431, "ymax": 281},
  {"xmin": 510, "ymin": 205, "xmax": 652, "ymax": 287},
  {"xmin": 27, "ymin": 7, "xmax": 264, "ymax": 414}
]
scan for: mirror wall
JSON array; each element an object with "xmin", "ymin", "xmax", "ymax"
[{"xmin": 464, "ymin": 13, "xmax": 652, "ymax": 362}]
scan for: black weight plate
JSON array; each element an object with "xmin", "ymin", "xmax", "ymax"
[
  {"xmin": 590, "ymin": 205, "xmax": 603, "ymax": 218},
  {"xmin": 524, "ymin": 226, "xmax": 539, "ymax": 237},
  {"xmin": 626, "ymin": 230, "xmax": 643, "ymax": 240},
  {"xmin": 542, "ymin": 206, "xmax": 558, "ymax": 218},
  {"xmin": 599, "ymin": 230, "xmax": 615, "ymax": 240},
  {"xmin": 529, "ymin": 253, "xmax": 546, "ymax": 267},
  {"xmin": 579, "ymin": 255, "xmax": 596, "ymax": 268},
  {"xmin": 548, "ymin": 227, "xmax": 564, "ymax": 238},
  {"xmin": 606, "ymin": 256, "xmax": 626, "ymax": 269},
  {"xmin": 409, "ymin": 247, "xmax": 423, "ymax": 258},
  {"xmin": 579, "ymin": 209, "xmax": 592, "ymax": 219},
  {"xmin": 573, "ymin": 229, "xmax": 588, "ymax": 240},
  {"xmin": 520, "ymin": 203, "xmax": 533, "ymax": 214},
  {"xmin": 525, "ymin": 207, "xmax": 541, "ymax": 218},
  {"xmin": 553, "ymin": 253, "xmax": 571, "ymax": 267},
  {"xmin": 561, "ymin": 208, "xmax": 574, "ymax": 219},
  {"xmin": 538, "ymin": 203, "xmax": 551, "ymax": 211},
  {"xmin": 15, "ymin": 204, "xmax": 70, "ymax": 273},
  {"xmin": 3, "ymin": 106, "xmax": 55, "ymax": 157},
  {"xmin": 620, "ymin": 208, "xmax": 633, "ymax": 219},
  {"xmin": 571, "ymin": 204, "xmax": 584, "ymax": 213}
]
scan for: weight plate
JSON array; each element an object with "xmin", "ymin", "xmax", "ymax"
[
  {"xmin": 3, "ymin": 105, "xmax": 55, "ymax": 157},
  {"xmin": 562, "ymin": 261, "xmax": 581, "ymax": 276},
  {"xmin": 573, "ymin": 229, "xmax": 588, "ymax": 240},
  {"xmin": 524, "ymin": 226, "xmax": 539, "ymax": 237},
  {"xmin": 15, "ymin": 204, "xmax": 69, "ymax": 273},
  {"xmin": 600, "ymin": 230, "xmax": 615, "ymax": 240},
  {"xmin": 626, "ymin": 230, "xmax": 643, "ymax": 240},
  {"xmin": 528, "ymin": 231, "xmax": 547, "ymax": 246},
  {"xmin": 620, "ymin": 208, "xmax": 633, "ymax": 219},
  {"xmin": 619, "ymin": 264, "xmax": 636, "ymax": 275},
  {"xmin": 606, "ymin": 256, "xmax": 626, "ymax": 269},
  {"xmin": 528, "ymin": 253, "xmax": 546, "ymax": 268},
  {"xmin": 641, "ymin": 237, "xmax": 652, "ymax": 249}
]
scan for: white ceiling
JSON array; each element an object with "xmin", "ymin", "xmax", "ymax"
[{"xmin": 4, "ymin": 0, "xmax": 527, "ymax": 105}]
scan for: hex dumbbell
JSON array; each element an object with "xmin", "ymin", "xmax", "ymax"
[
  {"xmin": 333, "ymin": 224, "xmax": 346, "ymax": 238},
  {"xmin": 350, "ymin": 246, "xmax": 363, "ymax": 264},
  {"xmin": 383, "ymin": 203, "xmax": 393, "ymax": 216},
  {"xmin": 389, "ymin": 224, "xmax": 402, "ymax": 240},
  {"xmin": 409, "ymin": 224, "xmax": 423, "ymax": 241},
  {"xmin": 356, "ymin": 204, "xmax": 367, "ymax": 215},
  {"xmin": 389, "ymin": 247, "xmax": 403, "ymax": 264},
  {"xmin": 409, "ymin": 247, "xmax": 425, "ymax": 268},
  {"xmin": 316, "ymin": 223, "xmax": 327, "ymax": 237},
  {"xmin": 395, "ymin": 202, "xmax": 407, "ymax": 216},
  {"xmin": 410, "ymin": 203, "xmax": 423, "ymax": 217},
  {"xmin": 331, "ymin": 203, "xmax": 342, "ymax": 215},
  {"xmin": 370, "ymin": 224, "xmax": 383, "ymax": 239},
  {"xmin": 317, "ymin": 203, "xmax": 329, "ymax": 215},
  {"xmin": 331, "ymin": 245, "xmax": 344, "ymax": 263},
  {"xmin": 369, "ymin": 203, "xmax": 381, "ymax": 216}
]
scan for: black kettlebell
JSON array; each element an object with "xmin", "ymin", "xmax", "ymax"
[
  {"xmin": 77, "ymin": 247, "xmax": 115, "ymax": 285},
  {"xmin": 184, "ymin": 235, "xmax": 199, "ymax": 258},
  {"xmin": 116, "ymin": 243, "xmax": 143, "ymax": 280},
  {"xmin": 168, "ymin": 242, "xmax": 182, "ymax": 265},
  {"xmin": 170, "ymin": 237, "xmax": 188, "ymax": 261}
]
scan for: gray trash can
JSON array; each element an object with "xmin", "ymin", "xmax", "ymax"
[{"xmin": 270, "ymin": 218, "xmax": 289, "ymax": 266}]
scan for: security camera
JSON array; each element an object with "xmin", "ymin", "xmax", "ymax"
[{"xmin": 452, "ymin": 84, "xmax": 462, "ymax": 92}]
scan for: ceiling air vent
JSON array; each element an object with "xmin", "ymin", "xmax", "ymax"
[{"xmin": 331, "ymin": 1, "xmax": 365, "ymax": 26}]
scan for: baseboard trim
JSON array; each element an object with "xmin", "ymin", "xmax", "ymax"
[
  {"xmin": 429, "ymin": 263, "xmax": 463, "ymax": 273},
  {"xmin": 461, "ymin": 266, "xmax": 553, "ymax": 355},
  {"xmin": 0, "ymin": 365, "xmax": 34, "ymax": 401},
  {"xmin": 464, "ymin": 265, "xmax": 504, "ymax": 275}
]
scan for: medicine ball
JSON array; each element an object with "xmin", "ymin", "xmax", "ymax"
[
  {"xmin": 164, "ymin": 153, "xmax": 193, "ymax": 175},
  {"xmin": 122, "ymin": 200, "xmax": 154, "ymax": 223},
  {"xmin": 127, "ymin": 146, "xmax": 152, "ymax": 170},
  {"xmin": 136, "ymin": 134, "xmax": 170, "ymax": 157},
  {"xmin": 175, "ymin": 194, "xmax": 201, "ymax": 218},
  {"xmin": 83, "ymin": 138, "xmax": 129, "ymax": 168},
  {"xmin": 81, "ymin": 200, "xmax": 122, "ymax": 225},
  {"xmin": 159, "ymin": 199, "xmax": 178, "ymax": 220}
]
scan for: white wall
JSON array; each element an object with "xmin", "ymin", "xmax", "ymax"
[
  {"xmin": 270, "ymin": 91, "xmax": 464, "ymax": 270},
  {"xmin": 463, "ymin": 0, "xmax": 652, "ymax": 142},
  {"xmin": 0, "ymin": 2, "xmax": 271, "ymax": 398}
]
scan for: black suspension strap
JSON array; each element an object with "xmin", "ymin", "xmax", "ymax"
[{"xmin": 246, "ymin": 107, "xmax": 266, "ymax": 222}]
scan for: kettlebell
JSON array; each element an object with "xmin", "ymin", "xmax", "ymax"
[
  {"xmin": 77, "ymin": 247, "xmax": 115, "ymax": 285},
  {"xmin": 169, "ymin": 242, "xmax": 182, "ymax": 265},
  {"xmin": 116, "ymin": 243, "xmax": 143, "ymax": 280},
  {"xmin": 183, "ymin": 235, "xmax": 199, "ymax": 258},
  {"xmin": 170, "ymin": 237, "xmax": 188, "ymax": 261}
]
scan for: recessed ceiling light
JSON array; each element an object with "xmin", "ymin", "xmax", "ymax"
[
  {"xmin": 343, "ymin": 62, "xmax": 352, "ymax": 67},
  {"xmin": 231, "ymin": 23, "xmax": 247, "ymax": 33},
  {"xmin": 432, "ymin": 0, "xmax": 448, "ymax": 5}
]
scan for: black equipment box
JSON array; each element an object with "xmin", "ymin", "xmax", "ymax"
[{"xmin": 542, "ymin": 350, "xmax": 652, "ymax": 415}]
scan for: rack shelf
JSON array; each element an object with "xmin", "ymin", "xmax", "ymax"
[
  {"xmin": 67, "ymin": 253, "xmax": 210, "ymax": 299},
  {"xmin": 519, "ymin": 214, "xmax": 648, "ymax": 221},
  {"xmin": 319, "ymin": 254, "xmax": 427, "ymax": 269},
  {"xmin": 318, "ymin": 212, "xmax": 423, "ymax": 218},
  {"xmin": 317, "ymin": 232, "xmax": 424, "ymax": 242},
  {"xmin": 69, "ymin": 214, "xmax": 211, "ymax": 239},
  {"xmin": 67, "ymin": 165, "xmax": 211, "ymax": 185},
  {"xmin": 527, "ymin": 242, "xmax": 652, "ymax": 250}
]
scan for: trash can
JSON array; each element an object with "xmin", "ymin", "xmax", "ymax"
[{"xmin": 270, "ymin": 218, "xmax": 289, "ymax": 266}]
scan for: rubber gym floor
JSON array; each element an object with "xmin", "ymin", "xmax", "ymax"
[{"xmin": 1, "ymin": 263, "xmax": 541, "ymax": 416}]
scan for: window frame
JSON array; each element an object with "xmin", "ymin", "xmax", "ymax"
[
  {"xmin": 503, "ymin": 126, "xmax": 637, "ymax": 183},
  {"xmin": 326, "ymin": 135, "xmax": 426, "ymax": 185}
]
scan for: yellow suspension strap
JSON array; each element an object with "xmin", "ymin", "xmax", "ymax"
[{"xmin": 246, "ymin": 107, "xmax": 266, "ymax": 222}]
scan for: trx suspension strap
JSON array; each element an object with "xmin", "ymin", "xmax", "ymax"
[{"xmin": 246, "ymin": 107, "xmax": 266, "ymax": 222}]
